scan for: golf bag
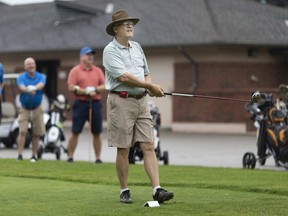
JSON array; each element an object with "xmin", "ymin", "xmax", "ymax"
[
  {"xmin": 266, "ymin": 107, "xmax": 288, "ymax": 163},
  {"xmin": 37, "ymin": 94, "xmax": 69, "ymax": 160},
  {"xmin": 128, "ymin": 101, "xmax": 169, "ymax": 165},
  {"xmin": 243, "ymin": 92, "xmax": 288, "ymax": 169}
]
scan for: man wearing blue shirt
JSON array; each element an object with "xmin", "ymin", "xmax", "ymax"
[
  {"xmin": 17, "ymin": 57, "xmax": 46, "ymax": 162},
  {"xmin": 0, "ymin": 63, "xmax": 4, "ymax": 124}
]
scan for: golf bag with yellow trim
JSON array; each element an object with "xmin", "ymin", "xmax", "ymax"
[
  {"xmin": 243, "ymin": 92, "xmax": 288, "ymax": 169},
  {"xmin": 266, "ymin": 107, "xmax": 288, "ymax": 164}
]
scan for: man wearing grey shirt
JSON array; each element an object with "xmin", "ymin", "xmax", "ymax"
[{"xmin": 103, "ymin": 10, "xmax": 174, "ymax": 204}]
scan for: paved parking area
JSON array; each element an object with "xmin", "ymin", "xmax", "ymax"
[{"xmin": 0, "ymin": 129, "xmax": 286, "ymax": 171}]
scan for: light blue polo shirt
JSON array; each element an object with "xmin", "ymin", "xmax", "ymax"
[
  {"xmin": 103, "ymin": 38, "xmax": 150, "ymax": 94},
  {"xmin": 17, "ymin": 71, "xmax": 46, "ymax": 109}
]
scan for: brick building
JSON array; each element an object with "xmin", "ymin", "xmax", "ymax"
[{"xmin": 0, "ymin": 0, "xmax": 288, "ymax": 133}]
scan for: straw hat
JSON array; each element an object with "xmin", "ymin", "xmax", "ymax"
[{"xmin": 106, "ymin": 10, "xmax": 140, "ymax": 36}]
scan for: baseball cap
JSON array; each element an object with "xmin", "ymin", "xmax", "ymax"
[{"xmin": 80, "ymin": 47, "xmax": 96, "ymax": 55}]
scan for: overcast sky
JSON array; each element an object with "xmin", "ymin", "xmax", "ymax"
[{"xmin": 1, "ymin": 0, "xmax": 55, "ymax": 5}]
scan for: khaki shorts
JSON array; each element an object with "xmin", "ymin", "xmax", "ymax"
[
  {"xmin": 107, "ymin": 93, "xmax": 154, "ymax": 148},
  {"xmin": 18, "ymin": 106, "xmax": 45, "ymax": 136}
]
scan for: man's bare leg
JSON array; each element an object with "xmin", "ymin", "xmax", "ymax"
[
  {"xmin": 140, "ymin": 142, "xmax": 174, "ymax": 203},
  {"xmin": 93, "ymin": 134, "xmax": 102, "ymax": 161},
  {"xmin": 31, "ymin": 135, "xmax": 40, "ymax": 156},
  {"xmin": 116, "ymin": 148, "xmax": 129, "ymax": 189},
  {"xmin": 67, "ymin": 133, "xmax": 79, "ymax": 159},
  {"xmin": 140, "ymin": 142, "xmax": 160, "ymax": 187},
  {"xmin": 17, "ymin": 131, "xmax": 26, "ymax": 156}
]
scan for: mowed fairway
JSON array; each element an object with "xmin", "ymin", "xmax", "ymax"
[{"xmin": 0, "ymin": 159, "xmax": 288, "ymax": 216}]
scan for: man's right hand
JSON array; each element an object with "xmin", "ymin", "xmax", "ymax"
[
  {"xmin": 85, "ymin": 86, "xmax": 96, "ymax": 96},
  {"xmin": 148, "ymin": 84, "xmax": 164, "ymax": 97},
  {"xmin": 27, "ymin": 85, "xmax": 37, "ymax": 93}
]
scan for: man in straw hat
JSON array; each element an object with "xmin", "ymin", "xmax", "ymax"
[{"xmin": 103, "ymin": 10, "xmax": 174, "ymax": 204}]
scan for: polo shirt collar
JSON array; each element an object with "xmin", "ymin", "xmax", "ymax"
[
  {"xmin": 25, "ymin": 71, "xmax": 36, "ymax": 78},
  {"xmin": 113, "ymin": 38, "xmax": 132, "ymax": 49},
  {"xmin": 80, "ymin": 64, "xmax": 93, "ymax": 71}
]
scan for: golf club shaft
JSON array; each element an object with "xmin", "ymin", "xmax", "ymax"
[
  {"xmin": 164, "ymin": 92, "xmax": 250, "ymax": 103},
  {"xmin": 88, "ymin": 97, "xmax": 92, "ymax": 162}
]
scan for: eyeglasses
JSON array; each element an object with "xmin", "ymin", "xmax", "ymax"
[{"xmin": 117, "ymin": 22, "xmax": 135, "ymax": 27}]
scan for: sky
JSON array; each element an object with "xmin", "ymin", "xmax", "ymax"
[
  {"xmin": 1, "ymin": 0, "xmax": 114, "ymax": 13},
  {"xmin": 1, "ymin": 0, "xmax": 57, "ymax": 5}
]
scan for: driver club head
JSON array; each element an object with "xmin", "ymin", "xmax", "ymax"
[{"xmin": 251, "ymin": 91, "xmax": 261, "ymax": 103}]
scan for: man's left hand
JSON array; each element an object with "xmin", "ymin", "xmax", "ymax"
[
  {"xmin": 27, "ymin": 85, "xmax": 37, "ymax": 93},
  {"xmin": 85, "ymin": 86, "xmax": 96, "ymax": 96}
]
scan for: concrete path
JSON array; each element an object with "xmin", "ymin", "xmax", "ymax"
[{"xmin": 0, "ymin": 129, "xmax": 286, "ymax": 171}]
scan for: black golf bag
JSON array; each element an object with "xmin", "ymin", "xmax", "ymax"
[{"xmin": 243, "ymin": 93, "xmax": 288, "ymax": 169}]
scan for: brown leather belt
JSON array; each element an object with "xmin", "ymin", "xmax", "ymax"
[
  {"xmin": 78, "ymin": 99, "xmax": 100, "ymax": 103},
  {"xmin": 110, "ymin": 91, "xmax": 147, "ymax": 99}
]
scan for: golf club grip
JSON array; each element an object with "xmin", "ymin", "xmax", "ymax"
[
  {"xmin": 165, "ymin": 92, "xmax": 194, "ymax": 97},
  {"xmin": 164, "ymin": 93, "xmax": 173, "ymax": 96}
]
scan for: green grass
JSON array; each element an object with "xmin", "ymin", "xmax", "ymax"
[{"xmin": 0, "ymin": 159, "xmax": 288, "ymax": 216}]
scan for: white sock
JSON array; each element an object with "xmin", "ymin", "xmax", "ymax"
[
  {"xmin": 120, "ymin": 188, "xmax": 129, "ymax": 194},
  {"xmin": 153, "ymin": 186, "xmax": 161, "ymax": 195}
]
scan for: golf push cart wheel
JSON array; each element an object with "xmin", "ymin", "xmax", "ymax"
[
  {"xmin": 128, "ymin": 147, "xmax": 136, "ymax": 164},
  {"xmin": 37, "ymin": 146, "xmax": 43, "ymax": 159},
  {"xmin": 163, "ymin": 150, "xmax": 169, "ymax": 165},
  {"xmin": 274, "ymin": 159, "xmax": 280, "ymax": 167},
  {"xmin": 242, "ymin": 152, "xmax": 256, "ymax": 169},
  {"xmin": 259, "ymin": 157, "xmax": 266, "ymax": 166},
  {"xmin": 55, "ymin": 147, "xmax": 61, "ymax": 160}
]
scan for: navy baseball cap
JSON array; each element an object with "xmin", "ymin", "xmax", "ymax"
[{"xmin": 80, "ymin": 47, "xmax": 95, "ymax": 55}]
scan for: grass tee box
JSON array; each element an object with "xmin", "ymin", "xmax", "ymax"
[{"xmin": 0, "ymin": 159, "xmax": 288, "ymax": 216}]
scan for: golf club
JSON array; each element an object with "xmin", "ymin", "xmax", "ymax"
[
  {"xmin": 164, "ymin": 91, "xmax": 261, "ymax": 103},
  {"xmin": 88, "ymin": 96, "xmax": 93, "ymax": 163},
  {"xmin": 29, "ymin": 95, "xmax": 35, "ymax": 161}
]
